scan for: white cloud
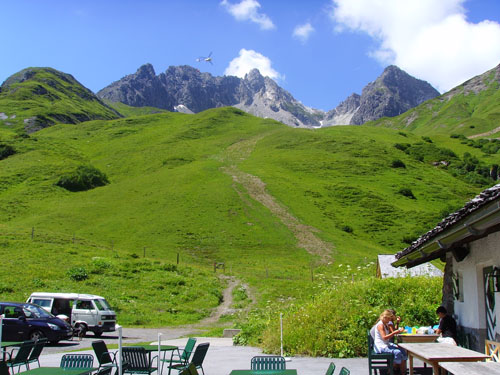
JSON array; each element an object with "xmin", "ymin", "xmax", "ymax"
[
  {"xmin": 331, "ymin": 0, "xmax": 500, "ymax": 92},
  {"xmin": 293, "ymin": 22, "xmax": 315, "ymax": 43},
  {"xmin": 224, "ymin": 49, "xmax": 283, "ymax": 80},
  {"xmin": 220, "ymin": 0, "xmax": 275, "ymax": 30}
]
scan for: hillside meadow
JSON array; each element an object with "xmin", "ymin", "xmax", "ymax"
[{"xmin": 1, "ymin": 106, "xmax": 499, "ymax": 355}]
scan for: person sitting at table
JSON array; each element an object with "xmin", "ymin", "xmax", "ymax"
[
  {"xmin": 372, "ymin": 309, "xmax": 407, "ymax": 375},
  {"xmin": 387, "ymin": 308, "xmax": 402, "ymax": 341},
  {"xmin": 435, "ymin": 306, "xmax": 458, "ymax": 345}
]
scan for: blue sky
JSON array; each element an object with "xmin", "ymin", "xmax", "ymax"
[{"xmin": 2, "ymin": 0, "xmax": 500, "ymax": 110}]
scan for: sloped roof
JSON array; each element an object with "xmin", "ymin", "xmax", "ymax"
[
  {"xmin": 378, "ymin": 254, "xmax": 442, "ymax": 278},
  {"xmin": 394, "ymin": 183, "xmax": 500, "ymax": 267}
]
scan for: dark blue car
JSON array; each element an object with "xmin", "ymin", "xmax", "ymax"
[{"xmin": 0, "ymin": 302, "xmax": 73, "ymax": 343}]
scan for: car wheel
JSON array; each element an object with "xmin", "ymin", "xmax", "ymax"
[
  {"xmin": 94, "ymin": 331, "xmax": 103, "ymax": 337},
  {"xmin": 30, "ymin": 330, "xmax": 45, "ymax": 341}
]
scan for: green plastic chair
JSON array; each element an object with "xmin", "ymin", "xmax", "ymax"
[
  {"xmin": 60, "ymin": 354, "xmax": 94, "ymax": 369},
  {"xmin": 26, "ymin": 338, "xmax": 48, "ymax": 369},
  {"xmin": 168, "ymin": 343, "xmax": 209, "ymax": 375},
  {"xmin": 339, "ymin": 367, "xmax": 350, "ymax": 375},
  {"xmin": 163, "ymin": 337, "xmax": 197, "ymax": 375},
  {"xmin": 251, "ymin": 356, "xmax": 286, "ymax": 371},
  {"xmin": 325, "ymin": 362, "xmax": 336, "ymax": 375},
  {"xmin": 122, "ymin": 347, "xmax": 157, "ymax": 375},
  {"xmin": 367, "ymin": 330, "xmax": 393, "ymax": 375},
  {"xmin": 0, "ymin": 361, "xmax": 11, "ymax": 375},
  {"xmin": 5, "ymin": 340, "xmax": 34, "ymax": 374}
]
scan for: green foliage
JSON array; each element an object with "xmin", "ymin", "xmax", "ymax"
[
  {"xmin": 398, "ymin": 188, "xmax": 416, "ymax": 199},
  {"xmin": 67, "ymin": 266, "xmax": 89, "ymax": 281},
  {"xmin": 391, "ymin": 159, "xmax": 406, "ymax": 168},
  {"xmin": 0, "ymin": 143, "xmax": 15, "ymax": 160},
  {"xmin": 258, "ymin": 277, "xmax": 442, "ymax": 357},
  {"xmin": 56, "ymin": 165, "xmax": 109, "ymax": 191}
]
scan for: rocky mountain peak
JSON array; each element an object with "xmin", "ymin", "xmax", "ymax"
[
  {"xmin": 324, "ymin": 65, "xmax": 440, "ymax": 126},
  {"xmin": 136, "ymin": 63, "xmax": 156, "ymax": 79},
  {"xmin": 97, "ymin": 63, "xmax": 439, "ymax": 128}
]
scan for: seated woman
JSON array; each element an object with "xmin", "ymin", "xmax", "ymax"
[{"xmin": 373, "ymin": 309, "xmax": 408, "ymax": 374}]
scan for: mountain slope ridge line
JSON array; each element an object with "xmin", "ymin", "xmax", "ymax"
[{"xmin": 219, "ymin": 131, "xmax": 333, "ymax": 263}]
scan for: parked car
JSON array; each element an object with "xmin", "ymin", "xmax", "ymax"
[
  {"xmin": 0, "ymin": 302, "xmax": 73, "ymax": 343},
  {"xmin": 27, "ymin": 292, "xmax": 116, "ymax": 337}
]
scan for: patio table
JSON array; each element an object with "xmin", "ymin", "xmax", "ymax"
[
  {"xmin": 439, "ymin": 360, "xmax": 500, "ymax": 374},
  {"xmin": 1, "ymin": 341, "xmax": 22, "ymax": 360},
  {"xmin": 399, "ymin": 342, "xmax": 489, "ymax": 375},
  {"xmin": 230, "ymin": 370, "xmax": 298, "ymax": 375},
  {"xmin": 19, "ymin": 367, "xmax": 97, "ymax": 375}
]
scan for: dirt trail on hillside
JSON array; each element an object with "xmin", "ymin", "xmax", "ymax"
[
  {"xmin": 468, "ymin": 126, "xmax": 500, "ymax": 139},
  {"xmin": 220, "ymin": 134, "xmax": 333, "ymax": 263}
]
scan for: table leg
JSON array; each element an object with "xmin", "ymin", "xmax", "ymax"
[
  {"xmin": 432, "ymin": 362, "xmax": 439, "ymax": 375},
  {"xmin": 409, "ymin": 354, "xmax": 414, "ymax": 375}
]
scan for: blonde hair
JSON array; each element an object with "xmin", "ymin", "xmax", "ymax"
[{"xmin": 379, "ymin": 309, "xmax": 395, "ymax": 320}]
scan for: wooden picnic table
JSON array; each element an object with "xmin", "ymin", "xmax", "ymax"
[
  {"xmin": 398, "ymin": 343, "xmax": 489, "ymax": 375},
  {"xmin": 19, "ymin": 367, "xmax": 97, "ymax": 375},
  {"xmin": 230, "ymin": 370, "xmax": 298, "ymax": 375},
  {"xmin": 396, "ymin": 334, "xmax": 439, "ymax": 343},
  {"xmin": 439, "ymin": 361, "xmax": 500, "ymax": 374}
]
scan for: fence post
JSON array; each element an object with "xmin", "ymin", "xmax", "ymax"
[
  {"xmin": 177, "ymin": 253, "xmax": 179, "ymax": 265},
  {"xmin": 31, "ymin": 227, "xmax": 34, "ymax": 240}
]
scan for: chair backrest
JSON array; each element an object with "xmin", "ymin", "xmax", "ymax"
[
  {"xmin": 191, "ymin": 343, "xmax": 210, "ymax": 367},
  {"xmin": 367, "ymin": 330, "xmax": 375, "ymax": 355},
  {"xmin": 251, "ymin": 356, "xmax": 286, "ymax": 370},
  {"xmin": 181, "ymin": 338, "xmax": 197, "ymax": 362},
  {"xmin": 60, "ymin": 354, "xmax": 94, "ymax": 369},
  {"xmin": 325, "ymin": 362, "xmax": 336, "ymax": 375},
  {"xmin": 28, "ymin": 338, "xmax": 48, "ymax": 361},
  {"xmin": 92, "ymin": 340, "xmax": 113, "ymax": 366},
  {"xmin": 11, "ymin": 340, "xmax": 34, "ymax": 365},
  {"xmin": 122, "ymin": 347, "xmax": 150, "ymax": 371},
  {"xmin": 339, "ymin": 367, "xmax": 350, "ymax": 375}
]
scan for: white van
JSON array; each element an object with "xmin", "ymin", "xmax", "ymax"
[{"xmin": 27, "ymin": 292, "xmax": 117, "ymax": 337}]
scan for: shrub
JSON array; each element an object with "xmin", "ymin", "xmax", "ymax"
[
  {"xmin": 259, "ymin": 276, "xmax": 442, "ymax": 357},
  {"xmin": 342, "ymin": 225, "xmax": 353, "ymax": 233},
  {"xmin": 56, "ymin": 165, "xmax": 109, "ymax": 192},
  {"xmin": 391, "ymin": 159, "xmax": 406, "ymax": 168},
  {"xmin": 0, "ymin": 143, "xmax": 15, "ymax": 160},
  {"xmin": 394, "ymin": 143, "xmax": 410, "ymax": 152},
  {"xmin": 67, "ymin": 266, "xmax": 88, "ymax": 281},
  {"xmin": 398, "ymin": 188, "xmax": 416, "ymax": 199},
  {"xmin": 422, "ymin": 136, "xmax": 433, "ymax": 143},
  {"xmin": 90, "ymin": 257, "xmax": 112, "ymax": 274}
]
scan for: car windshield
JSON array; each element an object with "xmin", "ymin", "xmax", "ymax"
[
  {"xmin": 23, "ymin": 304, "xmax": 53, "ymax": 318},
  {"xmin": 94, "ymin": 299, "xmax": 111, "ymax": 311}
]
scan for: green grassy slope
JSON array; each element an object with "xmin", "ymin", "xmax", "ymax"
[
  {"xmin": 1, "ymin": 65, "xmax": 500, "ymax": 333},
  {"xmin": 369, "ymin": 63, "xmax": 500, "ymax": 137},
  {"xmin": 0, "ymin": 67, "xmax": 120, "ymax": 133},
  {"xmin": 1, "ymin": 106, "xmax": 497, "ymax": 327}
]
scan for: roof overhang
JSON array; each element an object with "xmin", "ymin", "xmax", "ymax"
[{"xmin": 392, "ymin": 199, "xmax": 500, "ymax": 268}]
